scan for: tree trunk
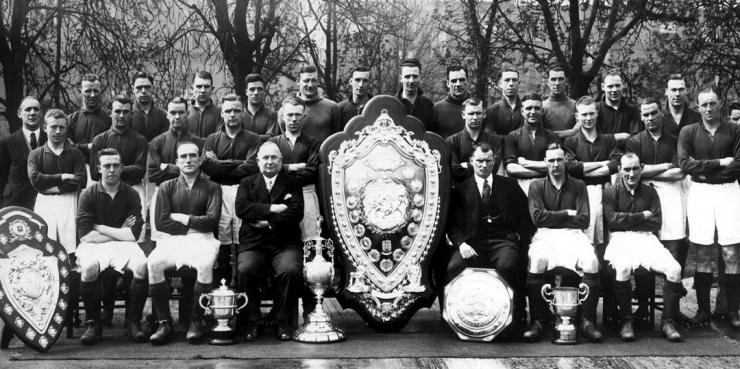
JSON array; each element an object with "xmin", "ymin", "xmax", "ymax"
[
  {"xmin": 569, "ymin": 73, "xmax": 593, "ymax": 100},
  {"xmin": 2, "ymin": 59, "xmax": 25, "ymax": 133}
]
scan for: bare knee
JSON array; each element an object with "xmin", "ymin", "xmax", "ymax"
[
  {"xmin": 581, "ymin": 255, "xmax": 600, "ymax": 274},
  {"xmin": 614, "ymin": 265, "xmax": 632, "ymax": 282},
  {"xmin": 79, "ymin": 260, "xmax": 100, "ymax": 282},
  {"xmin": 528, "ymin": 255, "xmax": 547, "ymax": 273},
  {"xmin": 129, "ymin": 256, "xmax": 148, "ymax": 279}
]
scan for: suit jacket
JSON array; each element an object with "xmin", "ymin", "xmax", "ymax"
[
  {"xmin": 235, "ymin": 171, "xmax": 304, "ymax": 253},
  {"xmin": 447, "ymin": 174, "xmax": 534, "ymax": 251},
  {"xmin": 0, "ymin": 129, "xmax": 47, "ymax": 208}
]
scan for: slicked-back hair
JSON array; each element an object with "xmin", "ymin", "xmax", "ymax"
[
  {"xmin": 521, "ymin": 93, "xmax": 543, "ymax": 103},
  {"xmin": 602, "ymin": 68, "xmax": 623, "ymax": 80},
  {"xmin": 697, "ymin": 87, "xmax": 718, "ymax": 100},
  {"xmin": 548, "ymin": 65, "xmax": 565, "ymax": 75},
  {"xmin": 350, "ymin": 66, "xmax": 370, "ymax": 79},
  {"xmin": 546, "ymin": 142, "xmax": 562, "ymax": 151},
  {"xmin": 193, "ymin": 70, "xmax": 213, "ymax": 84},
  {"xmin": 639, "ymin": 96, "xmax": 662, "ymax": 108},
  {"xmin": 167, "ymin": 96, "xmax": 189, "ymax": 111},
  {"xmin": 19, "ymin": 96, "xmax": 40, "ymax": 111},
  {"xmin": 45, "ymin": 109, "xmax": 67, "ymax": 123},
  {"xmin": 462, "ymin": 97, "xmax": 483, "ymax": 110},
  {"xmin": 244, "ymin": 73, "xmax": 265, "ymax": 86},
  {"xmin": 132, "ymin": 71, "xmax": 154, "ymax": 85},
  {"xmin": 729, "ymin": 101, "xmax": 740, "ymax": 112},
  {"xmin": 473, "ymin": 142, "xmax": 493, "ymax": 154},
  {"xmin": 400, "ymin": 58, "xmax": 421, "ymax": 71},
  {"xmin": 667, "ymin": 73, "xmax": 686, "ymax": 85},
  {"xmin": 81, "ymin": 73, "xmax": 100, "ymax": 85},
  {"xmin": 575, "ymin": 95, "xmax": 597, "ymax": 108},
  {"xmin": 620, "ymin": 152, "xmax": 642, "ymax": 167},
  {"xmin": 110, "ymin": 95, "xmax": 132, "ymax": 109},
  {"xmin": 299, "ymin": 65, "xmax": 318, "ymax": 75},
  {"xmin": 98, "ymin": 147, "xmax": 121, "ymax": 159},
  {"xmin": 499, "ymin": 67, "xmax": 519, "ymax": 80},
  {"xmin": 282, "ymin": 96, "xmax": 306, "ymax": 109},
  {"xmin": 446, "ymin": 65, "xmax": 467, "ymax": 80},
  {"xmin": 221, "ymin": 93, "xmax": 242, "ymax": 104}
]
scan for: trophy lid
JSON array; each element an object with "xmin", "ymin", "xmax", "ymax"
[{"xmin": 209, "ymin": 279, "xmax": 236, "ymax": 296}]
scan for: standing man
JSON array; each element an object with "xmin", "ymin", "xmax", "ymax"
[
  {"xmin": 28, "ymin": 109, "xmax": 87, "ymax": 254},
  {"xmin": 542, "ymin": 66, "xmax": 581, "ymax": 138},
  {"xmin": 67, "ymin": 74, "xmax": 110, "ymax": 187},
  {"xmin": 0, "ymin": 96, "xmax": 46, "ymax": 208},
  {"xmin": 602, "ymin": 153, "xmax": 685, "ymax": 342},
  {"xmin": 524, "ymin": 143, "xmax": 602, "ymax": 342},
  {"xmin": 485, "ymin": 67, "xmax": 524, "ymax": 136},
  {"xmin": 147, "ymin": 142, "xmax": 221, "ymax": 345},
  {"xmin": 563, "ymin": 96, "xmax": 620, "ymax": 246},
  {"xmin": 242, "ymin": 73, "xmax": 279, "ymax": 140},
  {"xmin": 278, "ymin": 65, "xmax": 341, "ymax": 143},
  {"xmin": 395, "ymin": 58, "xmax": 435, "ymax": 131},
  {"xmin": 678, "ymin": 88, "xmax": 740, "ymax": 328},
  {"xmin": 130, "ymin": 71, "xmax": 169, "ymax": 141},
  {"xmin": 446, "ymin": 98, "xmax": 502, "ymax": 184},
  {"xmin": 269, "ymin": 97, "xmax": 321, "ymax": 240},
  {"xmin": 202, "ymin": 94, "xmax": 261, "ymax": 287},
  {"xmin": 235, "ymin": 141, "xmax": 304, "ymax": 341},
  {"xmin": 446, "ymin": 143, "xmax": 534, "ymax": 332},
  {"xmin": 663, "ymin": 74, "xmax": 701, "ymax": 138},
  {"xmin": 187, "ymin": 71, "xmax": 221, "ymax": 138},
  {"xmin": 597, "ymin": 70, "xmax": 642, "ymax": 142},
  {"xmin": 504, "ymin": 93, "xmax": 560, "ymax": 195},
  {"xmin": 339, "ymin": 66, "xmax": 372, "ymax": 128},
  {"xmin": 432, "ymin": 65, "xmax": 470, "ymax": 138},
  {"xmin": 75, "ymin": 148, "xmax": 148, "ymax": 345}
]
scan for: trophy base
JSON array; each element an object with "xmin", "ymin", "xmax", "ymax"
[
  {"xmin": 551, "ymin": 329, "xmax": 579, "ymax": 345},
  {"xmin": 208, "ymin": 329, "xmax": 237, "ymax": 346},
  {"xmin": 293, "ymin": 313, "xmax": 345, "ymax": 343}
]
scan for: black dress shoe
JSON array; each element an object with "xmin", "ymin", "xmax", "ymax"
[
  {"xmin": 661, "ymin": 320, "xmax": 683, "ymax": 342},
  {"xmin": 126, "ymin": 320, "xmax": 147, "ymax": 343},
  {"xmin": 186, "ymin": 320, "xmax": 206, "ymax": 344},
  {"xmin": 80, "ymin": 320, "xmax": 102, "ymax": 346},
  {"xmin": 244, "ymin": 322, "xmax": 259, "ymax": 342},
  {"xmin": 581, "ymin": 319, "xmax": 602, "ymax": 343},
  {"xmin": 619, "ymin": 319, "xmax": 635, "ymax": 342},
  {"xmin": 729, "ymin": 312, "xmax": 740, "ymax": 329},
  {"xmin": 276, "ymin": 321, "xmax": 293, "ymax": 341},
  {"xmin": 149, "ymin": 320, "xmax": 174, "ymax": 346},
  {"xmin": 522, "ymin": 320, "xmax": 544, "ymax": 342}
]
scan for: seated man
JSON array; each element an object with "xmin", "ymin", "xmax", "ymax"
[
  {"xmin": 75, "ymin": 148, "xmax": 148, "ymax": 345},
  {"xmin": 525, "ymin": 143, "xmax": 602, "ymax": 342},
  {"xmin": 446, "ymin": 143, "xmax": 534, "ymax": 327},
  {"xmin": 603, "ymin": 153, "xmax": 684, "ymax": 342},
  {"xmin": 147, "ymin": 141, "xmax": 222, "ymax": 345},
  {"xmin": 235, "ymin": 142, "xmax": 304, "ymax": 341}
]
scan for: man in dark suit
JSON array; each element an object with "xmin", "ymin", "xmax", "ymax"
[
  {"xmin": 0, "ymin": 96, "xmax": 46, "ymax": 208},
  {"xmin": 235, "ymin": 141, "xmax": 304, "ymax": 341},
  {"xmin": 446, "ymin": 143, "xmax": 534, "ymax": 329}
]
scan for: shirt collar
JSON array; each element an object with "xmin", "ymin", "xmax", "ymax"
[
  {"xmin": 22, "ymin": 126, "xmax": 40, "ymax": 142},
  {"xmin": 474, "ymin": 173, "xmax": 493, "ymax": 189}
]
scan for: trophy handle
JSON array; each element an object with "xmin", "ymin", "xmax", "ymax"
[
  {"xmin": 235, "ymin": 293, "xmax": 248, "ymax": 313},
  {"xmin": 541, "ymin": 283, "xmax": 554, "ymax": 304},
  {"xmin": 578, "ymin": 283, "xmax": 590, "ymax": 304},
  {"xmin": 198, "ymin": 294, "xmax": 211, "ymax": 310}
]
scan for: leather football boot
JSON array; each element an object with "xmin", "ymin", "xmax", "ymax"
[
  {"xmin": 80, "ymin": 320, "xmax": 102, "ymax": 346},
  {"xmin": 244, "ymin": 322, "xmax": 259, "ymax": 342},
  {"xmin": 661, "ymin": 320, "xmax": 683, "ymax": 342},
  {"xmin": 522, "ymin": 320, "xmax": 544, "ymax": 342},
  {"xmin": 688, "ymin": 309, "xmax": 712, "ymax": 328},
  {"xmin": 619, "ymin": 318, "xmax": 635, "ymax": 342},
  {"xmin": 276, "ymin": 321, "xmax": 293, "ymax": 341},
  {"xmin": 186, "ymin": 320, "xmax": 206, "ymax": 344},
  {"xmin": 580, "ymin": 319, "xmax": 602, "ymax": 343},
  {"xmin": 126, "ymin": 320, "xmax": 147, "ymax": 343},
  {"xmin": 149, "ymin": 320, "xmax": 174, "ymax": 346}
]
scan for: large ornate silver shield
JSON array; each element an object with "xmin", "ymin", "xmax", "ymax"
[
  {"xmin": 0, "ymin": 206, "xmax": 71, "ymax": 352},
  {"xmin": 320, "ymin": 96, "xmax": 451, "ymax": 331},
  {"xmin": 443, "ymin": 268, "xmax": 514, "ymax": 341}
]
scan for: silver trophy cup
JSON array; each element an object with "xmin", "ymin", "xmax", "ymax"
[
  {"xmin": 541, "ymin": 283, "xmax": 589, "ymax": 344},
  {"xmin": 293, "ymin": 220, "xmax": 345, "ymax": 343},
  {"xmin": 199, "ymin": 279, "xmax": 248, "ymax": 345}
]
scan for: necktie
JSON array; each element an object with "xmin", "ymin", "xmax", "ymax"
[
  {"xmin": 266, "ymin": 178, "xmax": 273, "ymax": 193},
  {"xmin": 30, "ymin": 132, "xmax": 37, "ymax": 149},
  {"xmin": 482, "ymin": 179, "xmax": 491, "ymax": 204}
]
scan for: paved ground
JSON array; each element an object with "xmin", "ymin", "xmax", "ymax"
[{"xmin": 2, "ymin": 277, "xmax": 740, "ymax": 368}]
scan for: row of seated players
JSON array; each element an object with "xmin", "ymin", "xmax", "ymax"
[{"xmin": 2, "ymin": 80, "xmax": 736, "ymax": 344}]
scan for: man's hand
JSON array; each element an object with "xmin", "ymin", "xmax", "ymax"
[
  {"xmin": 160, "ymin": 163, "xmax": 168, "ymax": 170},
  {"xmin": 122, "ymin": 215, "xmax": 137, "ymax": 228},
  {"xmin": 459, "ymin": 243, "xmax": 478, "ymax": 259},
  {"xmin": 288, "ymin": 163, "xmax": 307, "ymax": 172},
  {"xmin": 719, "ymin": 157, "xmax": 734, "ymax": 167},
  {"xmin": 614, "ymin": 132, "xmax": 631, "ymax": 141},
  {"xmin": 642, "ymin": 210, "xmax": 654, "ymax": 219},
  {"xmin": 270, "ymin": 204, "xmax": 288, "ymax": 214},
  {"xmin": 169, "ymin": 213, "xmax": 189, "ymax": 225},
  {"xmin": 461, "ymin": 162, "xmax": 468, "ymax": 169},
  {"xmin": 518, "ymin": 157, "xmax": 529, "ymax": 166},
  {"xmin": 204, "ymin": 151, "xmax": 218, "ymax": 161},
  {"xmin": 566, "ymin": 209, "xmax": 577, "ymax": 217},
  {"xmin": 61, "ymin": 173, "xmax": 79, "ymax": 183},
  {"xmin": 249, "ymin": 220, "xmax": 270, "ymax": 229}
]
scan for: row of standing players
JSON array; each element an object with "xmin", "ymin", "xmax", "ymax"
[{"xmin": 1, "ymin": 62, "xmax": 740, "ymax": 345}]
